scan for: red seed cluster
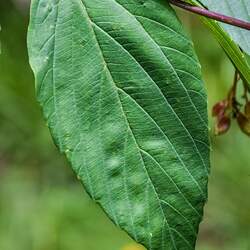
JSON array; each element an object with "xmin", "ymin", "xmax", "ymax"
[{"xmin": 212, "ymin": 72, "xmax": 250, "ymax": 137}]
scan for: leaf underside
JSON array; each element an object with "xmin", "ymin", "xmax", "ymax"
[
  {"xmin": 199, "ymin": 0, "xmax": 250, "ymax": 55},
  {"xmin": 28, "ymin": 0, "xmax": 210, "ymax": 249}
]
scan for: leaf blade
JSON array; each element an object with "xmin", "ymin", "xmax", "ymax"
[{"xmin": 28, "ymin": 0, "xmax": 210, "ymax": 249}]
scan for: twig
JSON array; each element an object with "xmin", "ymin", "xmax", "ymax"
[{"xmin": 169, "ymin": 0, "xmax": 250, "ymax": 31}]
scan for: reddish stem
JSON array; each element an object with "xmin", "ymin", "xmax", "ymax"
[{"xmin": 169, "ymin": 0, "xmax": 250, "ymax": 31}]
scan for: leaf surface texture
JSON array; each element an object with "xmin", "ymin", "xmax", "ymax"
[{"xmin": 28, "ymin": 0, "xmax": 210, "ymax": 249}]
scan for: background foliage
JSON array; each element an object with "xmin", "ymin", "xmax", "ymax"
[{"xmin": 0, "ymin": 1, "xmax": 250, "ymax": 250}]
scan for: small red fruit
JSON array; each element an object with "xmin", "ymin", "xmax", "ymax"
[
  {"xmin": 215, "ymin": 115, "xmax": 231, "ymax": 135},
  {"xmin": 212, "ymin": 100, "xmax": 228, "ymax": 117}
]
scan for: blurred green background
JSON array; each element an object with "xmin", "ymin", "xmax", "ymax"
[{"xmin": 1, "ymin": 1, "xmax": 250, "ymax": 250}]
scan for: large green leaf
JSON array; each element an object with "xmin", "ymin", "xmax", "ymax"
[
  {"xmin": 199, "ymin": 0, "xmax": 250, "ymax": 55},
  {"xmin": 28, "ymin": 0, "xmax": 209, "ymax": 249}
]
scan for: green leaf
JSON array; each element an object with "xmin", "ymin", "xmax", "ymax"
[
  {"xmin": 28, "ymin": 0, "xmax": 209, "ymax": 249},
  {"xmin": 246, "ymin": 53, "xmax": 250, "ymax": 65},
  {"xmin": 199, "ymin": 0, "xmax": 250, "ymax": 55}
]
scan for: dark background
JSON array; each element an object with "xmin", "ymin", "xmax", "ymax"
[{"xmin": 1, "ymin": 1, "xmax": 250, "ymax": 249}]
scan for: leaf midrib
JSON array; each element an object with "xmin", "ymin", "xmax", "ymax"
[
  {"xmin": 80, "ymin": 0, "xmax": 202, "ymax": 249},
  {"xmin": 78, "ymin": 3, "xmax": 175, "ymax": 249},
  {"xmin": 79, "ymin": 0, "xmax": 206, "ymax": 209},
  {"xmin": 41, "ymin": 0, "xmax": 205, "ymax": 248},
  {"xmin": 87, "ymin": 3, "xmax": 209, "ymax": 176}
]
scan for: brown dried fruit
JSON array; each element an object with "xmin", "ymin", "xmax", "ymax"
[
  {"xmin": 215, "ymin": 116, "xmax": 231, "ymax": 135},
  {"xmin": 244, "ymin": 101, "xmax": 250, "ymax": 118},
  {"xmin": 237, "ymin": 112, "xmax": 250, "ymax": 136}
]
